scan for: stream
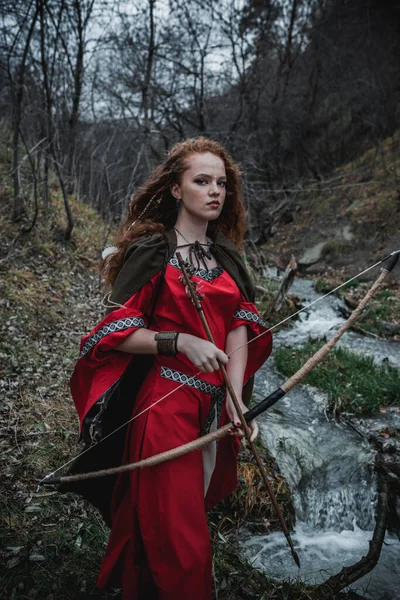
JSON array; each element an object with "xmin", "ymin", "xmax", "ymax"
[{"xmin": 239, "ymin": 276, "xmax": 400, "ymax": 599}]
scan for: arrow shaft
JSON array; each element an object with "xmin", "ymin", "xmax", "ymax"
[{"xmin": 175, "ymin": 252, "xmax": 300, "ymax": 568}]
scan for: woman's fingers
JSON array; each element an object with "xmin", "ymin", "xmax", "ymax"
[
  {"xmin": 199, "ymin": 355, "xmax": 227, "ymax": 372},
  {"xmin": 216, "ymin": 349, "xmax": 229, "ymax": 365},
  {"xmin": 197, "ymin": 360, "xmax": 216, "ymax": 373},
  {"xmin": 225, "ymin": 393, "xmax": 259, "ymax": 442},
  {"xmin": 211, "ymin": 357, "xmax": 221, "ymax": 371},
  {"xmin": 206, "ymin": 350, "xmax": 228, "ymax": 371},
  {"xmin": 191, "ymin": 342, "xmax": 228, "ymax": 372},
  {"xmin": 229, "ymin": 417, "xmax": 259, "ymax": 441}
]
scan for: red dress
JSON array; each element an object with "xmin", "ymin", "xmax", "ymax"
[{"xmin": 71, "ymin": 256, "xmax": 272, "ymax": 600}]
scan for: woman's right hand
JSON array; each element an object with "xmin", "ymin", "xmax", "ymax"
[{"xmin": 177, "ymin": 333, "xmax": 229, "ymax": 372}]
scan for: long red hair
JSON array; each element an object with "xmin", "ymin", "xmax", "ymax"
[{"xmin": 103, "ymin": 137, "xmax": 247, "ymax": 287}]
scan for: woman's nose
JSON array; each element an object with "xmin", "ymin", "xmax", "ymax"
[{"xmin": 209, "ymin": 182, "xmax": 220, "ymax": 196}]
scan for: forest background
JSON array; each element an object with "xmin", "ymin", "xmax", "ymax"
[
  {"xmin": 3, "ymin": 0, "xmax": 400, "ymax": 245},
  {"xmin": 1, "ymin": 0, "xmax": 400, "ymax": 599}
]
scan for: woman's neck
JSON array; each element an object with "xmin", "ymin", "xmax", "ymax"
[{"xmin": 173, "ymin": 218, "xmax": 209, "ymax": 244}]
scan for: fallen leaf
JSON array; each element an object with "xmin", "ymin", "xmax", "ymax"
[
  {"xmin": 29, "ymin": 554, "xmax": 45, "ymax": 562},
  {"xmin": 7, "ymin": 556, "xmax": 21, "ymax": 569}
]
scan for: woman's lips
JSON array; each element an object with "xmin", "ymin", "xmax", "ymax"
[{"xmin": 207, "ymin": 202, "xmax": 220, "ymax": 208}]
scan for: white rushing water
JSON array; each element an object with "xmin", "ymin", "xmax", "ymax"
[{"xmin": 240, "ymin": 274, "xmax": 400, "ymax": 600}]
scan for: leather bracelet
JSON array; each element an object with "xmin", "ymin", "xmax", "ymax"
[
  {"xmin": 174, "ymin": 333, "xmax": 179, "ymax": 354},
  {"xmin": 154, "ymin": 331, "xmax": 179, "ymax": 356}
]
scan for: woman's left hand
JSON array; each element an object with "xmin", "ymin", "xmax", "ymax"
[{"xmin": 225, "ymin": 395, "xmax": 259, "ymax": 442}]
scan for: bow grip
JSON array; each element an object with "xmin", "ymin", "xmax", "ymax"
[
  {"xmin": 385, "ymin": 252, "xmax": 399, "ymax": 273},
  {"xmin": 244, "ymin": 388, "xmax": 286, "ymax": 422}
]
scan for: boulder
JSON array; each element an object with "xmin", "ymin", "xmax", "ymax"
[{"xmin": 298, "ymin": 241, "xmax": 325, "ymax": 266}]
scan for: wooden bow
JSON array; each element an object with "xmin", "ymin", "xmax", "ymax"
[{"xmin": 40, "ymin": 252, "xmax": 399, "ymax": 519}]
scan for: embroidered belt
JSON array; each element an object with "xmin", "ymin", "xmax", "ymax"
[{"xmin": 160, "ymin": 366, "xmax": 226, "ymax": 436}]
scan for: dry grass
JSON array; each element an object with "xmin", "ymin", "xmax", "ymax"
[
  {"xmin": 212, "ymin": 447, "xmax": 295, "ymax": 537},
  {"xmin": 0, "ymin": 193, "xmax": 112, "ymax": 598}
]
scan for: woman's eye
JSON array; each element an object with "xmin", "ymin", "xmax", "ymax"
[{"xmin": 194, "ymin": 178, "xmax": 226, "ymax": 187}]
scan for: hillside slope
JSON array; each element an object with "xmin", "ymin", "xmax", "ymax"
[{"xmin": 261, "ymin": 133, "xmax": 400, "ymax": 282}]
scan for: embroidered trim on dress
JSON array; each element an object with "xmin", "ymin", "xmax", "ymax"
[
  {"xmin": 79, "ymin": 316, "xmax": 146, "ymax": 359},
  {"xmin": 160, "ymin": 366, "xmax": 225, "ymax": 436},
  {"xmin": 169, "ymin": 257, "xmax": 223, "ymax": 281},
  {"xmin": 233, "ymin": 308, "xmax": 268, "ymax": 329},
  {"xmin": 200, "ymin": 393, "xmax": 225, "ymax": 438}
]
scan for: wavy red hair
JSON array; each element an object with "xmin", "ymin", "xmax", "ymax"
[{"xmin": 103, "ymin": 137, "xmax": 247, "ymax": 287}]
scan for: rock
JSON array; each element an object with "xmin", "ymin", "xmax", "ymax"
[
  {"xmin": 298, "ymin": 242, "xmax": 325, "ymax": 266},
  {"xmin": 304, "ymin": 262, "xmax": 328, "ymax": 275},
  {"xmin": 381, "ymin": 321, "xmax": 400, "ymax": 336},
  {"xmin": 332, "ymin": 225, "xmax": 354, "ymax": 242},
  {"xmin": 338, "ymin": 305, "xmax": 351, "ymax": 318},
  {"xmin": 341, "ymin": 225, "xmax": 354, "ymax": 242},
  {"xmin": 344, "ymin": 295, "xmax": 359, "ymax": 310},
  {"xmin": 379, "ymin": 233, "xmax": 400, "ymax": 259},
  {"xmin": 347, "ymin": 199, "xmax": 362, "ymax": 212}
]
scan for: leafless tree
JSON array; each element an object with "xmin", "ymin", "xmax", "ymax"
[
  {"xmin": 1, "ymin": 0, "xmax": 398, "ymax": 244},
  {"xmin": 6, "ymin": 0, "xmax": 40, "ymax": 221}
]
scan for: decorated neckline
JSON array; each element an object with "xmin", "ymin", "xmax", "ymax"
[{"xmin": 169, "ymin": 257, "xmax": 223, "ymax": 281}]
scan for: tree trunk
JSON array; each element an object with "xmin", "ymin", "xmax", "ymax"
[
  {"xmin": 141, "ymin": 0, "xmax": 156, "ymax": 167},
  {"xmin": 38, "ymin": 0, "xmax": 74, "ymax": 239},
  {"xmin": 8, "ymin": 2, "xmax": 40, "ymax": 221}
]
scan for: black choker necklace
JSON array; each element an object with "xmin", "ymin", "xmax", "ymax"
[{"xmin": 174, "ymin": 227, "xmax": 213, "ymax": 271}]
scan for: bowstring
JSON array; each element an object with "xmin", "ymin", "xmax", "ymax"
[{"xmin": 41, "ymin": 251, "xmax": 398, "ymax": 480}]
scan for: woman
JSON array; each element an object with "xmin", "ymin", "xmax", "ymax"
[{"xmin": 69, "ymin": 137, "xmax": 272, "ymax": 599}]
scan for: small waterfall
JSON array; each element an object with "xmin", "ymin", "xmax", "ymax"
[
  {"xmin": 239, "ymin": 276, "xmax": 400, "ymax": 600},
  {"xmin": 295, "ymin": 484, "xmax": 375, "ymax": 531}
]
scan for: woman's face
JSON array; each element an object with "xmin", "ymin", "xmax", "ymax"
[{"xmin": 172, "ymin": 152, "xmax": 227, "ymax": 224}]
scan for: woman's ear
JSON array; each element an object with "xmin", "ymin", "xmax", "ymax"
[{"xmin": 170, "ymin": 183, "xmax": 181, "ymax": 200}]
